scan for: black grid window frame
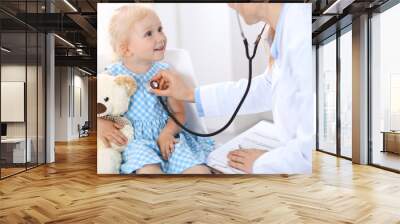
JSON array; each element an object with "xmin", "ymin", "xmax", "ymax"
[
  {"xmin": 316, "ymin": 0, "xmax": 400, "ymax": 173},
  {"xmin": 0, "ymin": 0, "xmax": 48, "ymax": 180},
  {"xmin": 315, "ymin": 24, "xmax": 353, "ymax": 161}
]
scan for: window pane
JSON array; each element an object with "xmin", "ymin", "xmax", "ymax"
[
  {"xmin": 371, "ymin": 3, "xmax": 400, "ymax": 171},
  {"xmin": 1, "ymin": 29, "xmax": 28, "ymax": 178},
  {"xmin": 340, "ymin": 30, "xmax": 352, "ymax": 158},
  {"xmin": 390, "ymin": 75, "xmax": 400, "ymax": 130},
  {"xmin": 318, "ymin": 38, "xmax": 337, "ymax": 154}
]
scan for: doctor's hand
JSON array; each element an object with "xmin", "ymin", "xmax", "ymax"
[
  {"xmin": 227, "ymin": 149, "xmax": 267, "ymax": 173},
  {"xmin": 149, "ymin": 69, "xmax": 195, "ymax": 102}
]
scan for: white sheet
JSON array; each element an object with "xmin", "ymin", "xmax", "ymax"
[{"xmin": 207, "ymin": 120, "xmax": 282, "ymax": 174}]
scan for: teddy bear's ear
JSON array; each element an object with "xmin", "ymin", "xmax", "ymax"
[{"xmin": 114, "ymin": 75, "xmax": 137, "ymax": 96}]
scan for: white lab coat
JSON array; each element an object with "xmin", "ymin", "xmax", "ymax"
[{"xmin": 198, "ymin": 4, "xmax": 314, "ymax": 174}]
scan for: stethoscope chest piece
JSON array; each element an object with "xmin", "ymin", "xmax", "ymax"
[{"xmin": 150, "ymin": 80, "xmax": 160, "ymax": 89}]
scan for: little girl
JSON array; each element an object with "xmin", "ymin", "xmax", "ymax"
[{"xmin": 101, "ymin": 5, "xmax": 214, "ymax": 174}]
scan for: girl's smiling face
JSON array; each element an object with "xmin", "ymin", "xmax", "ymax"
[{"xmin": 124, "ymin": 12, "xmax": 167, "ymax": 63}]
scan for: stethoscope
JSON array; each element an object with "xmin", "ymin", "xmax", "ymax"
[{"xmin": 151, "ymin": 12, "xmax": 266, "ymax": 137}]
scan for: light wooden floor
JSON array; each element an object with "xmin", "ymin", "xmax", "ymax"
[
  {"xmin": 1, "ymin": 163, "xmax": 45, "ymax": 178},
  {"xmin": 0, "ymin": 167, "xmax": 26, "ymax": 177},
  {"xmin": 1, "ymin": 135, "xmax": 400, "ymax": 224},
  {"xmin": 373, "ymin": 150, "xmax": 400, "ymax": 171}
]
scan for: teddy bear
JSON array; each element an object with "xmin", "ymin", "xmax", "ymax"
[{"xmin": 97, "ymin": 73, "xmax": 136, "ymax": 174}]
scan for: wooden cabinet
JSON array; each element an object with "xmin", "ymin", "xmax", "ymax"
[{"xmin": 382, "ymin": 132, "xmax": 400, "ymax": 154}]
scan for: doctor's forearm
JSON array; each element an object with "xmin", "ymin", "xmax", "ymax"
[{"xmin": 195, "ymin": 75, "xmax": 273, "ymax": 117}]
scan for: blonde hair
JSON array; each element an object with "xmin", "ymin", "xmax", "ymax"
[{"xmin": 109, "ymin": 4, "xmax": 155, "ymax": 58}]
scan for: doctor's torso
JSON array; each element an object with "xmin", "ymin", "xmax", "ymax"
[{"xmin": 264, "ymin": 4, "xmax": 313, "ymax": 144}]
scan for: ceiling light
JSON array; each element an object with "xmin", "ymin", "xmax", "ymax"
[
  {"xmin": 54, "ymin": 34, "xmax": 75, "ymax": 48},
  {"xmin": 78, "ymin": 67, "xmax": 92, "ymax": 76},
  {"xmin": 1, "ymin": 47, "xmax": 11, "ymax": 53},
  {"xmin": 63, "ymin": 0, "xmax": 78, "ymax": 12},
  {"xmin": 323, "ymin": 0, "xmax": 355, "ymax": 15}
]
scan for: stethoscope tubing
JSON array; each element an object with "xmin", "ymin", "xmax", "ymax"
[{"xmin": 158, "ymin": 13, "xmax": 266, "ymax": 137}]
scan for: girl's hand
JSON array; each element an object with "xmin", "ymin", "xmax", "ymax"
[
  {"xmin": 157, "ymin": 131, "xmax": 179, "ymax": 160},
  {"xmin": 97, "ymin": 118, "xmax": 128, "ymax": 147}
]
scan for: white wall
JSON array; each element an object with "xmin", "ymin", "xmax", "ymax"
[
  {"xmin": 55, "ymin": 67, "xmax": 68, "ymax": 141},
  {"xmin": 97, "ymin": 3, "xmax": 272, "ymax": 136},
  {"xmin": 72, "ymin": 73, "xmax": 89, "ymax": 138},
  {"xmin": 54, "ymin": 67, "xmax": 89, "ymax": 141}
]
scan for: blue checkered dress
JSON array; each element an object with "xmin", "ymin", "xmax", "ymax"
[{"xmin": 105, "ymin": 61, "xmax": 214, "ymax": 174}]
